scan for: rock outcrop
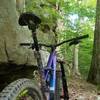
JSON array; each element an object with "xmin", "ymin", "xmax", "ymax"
[
  {"xmin": 0, "ymin": 0, "xmax": 55, "ymax": 65},
  {"xmin": 0, "ymin": 0, "xmax": 56, "ymax": 91}
]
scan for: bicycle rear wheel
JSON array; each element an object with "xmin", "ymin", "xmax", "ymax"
[{"xmin": 0, "ymin": 78, "xmax": 43, "ymax": 100}]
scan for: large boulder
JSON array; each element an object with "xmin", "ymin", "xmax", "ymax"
[
  {"xmin": 0, "ymin": 0, "xmax": 55, "ymax": 65},
  {"xmin": 0, "ymin": 0, "xmax": 56, "ymax": 90},
  {"xmin": 0, "ymin": 0, "xmax": 34, "ymax": 64}
]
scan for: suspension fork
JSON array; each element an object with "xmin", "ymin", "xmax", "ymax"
[
  {"xmin": 32, "ymin": 31, "xmax": 47, "ymax": 99},
  {"xmin": 58, "ymin": 61, "xmax": 69, "ymax": 100}
]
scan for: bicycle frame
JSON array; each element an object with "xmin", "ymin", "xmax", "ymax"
[
  {"xmin": 44, "ymin": 49, "xmax": 57, "ymax": 100},
  {"xmin": 19, "ymin": 32, "xmax": 88, "ymax": 100},
  {"xmin": 26, "ymin": 29, "xmax": 88, "ymax": 100},
  {"xmin": 32, "ymin": 31, "xmax": 57, "ymax": 100}
]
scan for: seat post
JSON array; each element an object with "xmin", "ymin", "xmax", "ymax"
[{"xmin": 32, "ymin": 30, "xmax": 39, "ymax": 51}]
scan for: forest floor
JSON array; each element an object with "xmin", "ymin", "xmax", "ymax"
[{"xmin": 68, "ymin": 77, "xmax": 100, "ymax": 100}]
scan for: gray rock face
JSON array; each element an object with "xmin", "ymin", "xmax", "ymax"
[
  {"xmin": 0, "ymin": 0, "xmax": 54, "ymax": 65},
  {"xmin": 0, "ymin": 0, "xmax": 32, "ymax": 64},
  {"xmin": 0, "ymin": 0, "xmax": 56, "ymax": 91}
]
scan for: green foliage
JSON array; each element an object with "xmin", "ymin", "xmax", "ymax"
[
  {"xmin": 25, "ymin": 0, "xmax": 59, "ymax": 27},
  {"xmin": 58, "ymin": 0, "xmax": 96, "ymax": 77},
  {"xmin": 79, "ymin": 39, "xmax": 93, "ymax": 78}
]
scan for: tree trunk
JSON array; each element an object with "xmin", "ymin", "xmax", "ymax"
[
  {"xmin": 72, "ymin": 44, "xmax": 80, "ymax": 76},
  {"xmin": 87, "ymin": 0, "xmax": 100, "ymax": 85}
]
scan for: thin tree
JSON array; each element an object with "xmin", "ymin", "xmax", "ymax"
[
  {"xmin": 87, "ymin": 0, "xmax": 100, "ymax": 85},
  {"xmin": 72, "ymin": 44, "xmax": 80, "ymax": 76}
]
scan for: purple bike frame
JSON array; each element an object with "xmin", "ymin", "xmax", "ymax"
[{"xmin": 44, "ymin": 50, "xmax": 57, "ymax": 100}]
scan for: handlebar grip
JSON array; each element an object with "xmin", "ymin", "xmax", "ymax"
[
  {"xmin": 20, "ymin": 43, "xmax": 32, "ymax": 46},
  {"xmin": 69, "ymin": 34, "xmax": 89, "ymax": 46},
  {"xmin": 76, "ymin": 34, "xmax": 89, "ymax": 40}
]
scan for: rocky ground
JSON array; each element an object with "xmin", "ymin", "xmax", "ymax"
[{"xmin": 68, "ymin": 77, "xmax": 100, "ymax": 100}]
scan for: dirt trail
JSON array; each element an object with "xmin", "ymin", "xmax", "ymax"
[{"xmin": 68, "ymin": 77, "xmax": 100, "ymax": 100}]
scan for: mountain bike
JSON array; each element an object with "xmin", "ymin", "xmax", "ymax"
[{"xmin": 0, "ymin": 12, "xmax": 88, "ymax": 100}]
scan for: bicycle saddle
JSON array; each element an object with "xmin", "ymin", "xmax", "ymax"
[{"xmin": 18, "ymin": 12, "xmax": 41, "ymax": 26}]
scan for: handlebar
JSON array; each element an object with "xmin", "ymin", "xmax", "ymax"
[
  {"xmin": 20, "ymin": 34, "xmax": 89, "ymax": 48},
  {"xmin": 56, "ymin": 34, "xmax": 89, "ymax": 47}
]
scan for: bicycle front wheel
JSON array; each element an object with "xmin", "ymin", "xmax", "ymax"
[{"xmin": 0, "ymin": 78, "xmax": 43, "ymax": 100}]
